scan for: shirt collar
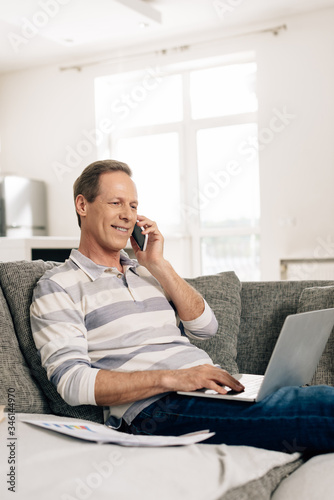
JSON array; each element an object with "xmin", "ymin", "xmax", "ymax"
[{"xmin": 69, "ymin": 249, "xmax": 139, "ymax": 281}]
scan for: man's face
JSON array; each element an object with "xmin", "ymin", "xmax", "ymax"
[{"xmin": 79, "ymin": 171, "xmax": 138, "ymax": 254}]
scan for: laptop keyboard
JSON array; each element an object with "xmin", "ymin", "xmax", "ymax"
[{"xmin": 204, "ymin": 374, "xmax": 264, "ymax": 398}]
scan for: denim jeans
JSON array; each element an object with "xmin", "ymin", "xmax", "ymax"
[{"xmin": 127, "ymin": 385, "xmax": 334, "ymax": 453}]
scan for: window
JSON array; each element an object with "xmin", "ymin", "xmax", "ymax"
[
  {"xmin": 196, "ymin": 123, "xmax": 260, "ymax": 229},
  {"xmin": 116, "ymin": 132, "xmax": 181, "ymax": 229},
  {"xmin": 95, "ymin": 53, "xmax": 260, "ymax": 279},
  {"xmin": 190, "ymin": 63, "xmax": 257, "ymax": 119}
]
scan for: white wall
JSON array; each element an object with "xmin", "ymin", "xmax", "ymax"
[
  {"xmin": 256, "ymin": 9, "xmax": 334, "ymax": 280},
  {"xmin": 0, "ymin": 65, "xmax": 96, "ymax": 241},
  {"xmin": 1, "ymin": 7, "xmax": 334, "ymax": 279}
]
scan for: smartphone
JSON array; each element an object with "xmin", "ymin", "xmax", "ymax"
[{"xmin": 132, "ymin": 223, "xmax": 148, "ymax": 251}]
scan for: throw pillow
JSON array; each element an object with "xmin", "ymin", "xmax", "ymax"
[
  {"xmin": 0, "ymin": 260, "xmax": 104, "ymax": 423},
  {"xmin": 0, "ymin": 285, "xmax": 50, "ymax": 413},
  {"xmin": 297, "ymin": 285, "xmax": 334, "ymax": 385},
  {"xmin": 185, "ymin": 271, "xmax": 241, "ymax": 374}
]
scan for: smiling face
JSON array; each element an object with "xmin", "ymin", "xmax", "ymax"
[{"xmin": 76, "ymin": 171, "xmax": 138, "ymax": 265}]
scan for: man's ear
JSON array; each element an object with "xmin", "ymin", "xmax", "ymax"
[{"xmin": 75, "ymin": 194, "xmax": 87, "ymax": 220}]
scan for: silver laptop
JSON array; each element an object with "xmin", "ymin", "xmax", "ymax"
[{"xmin": 178, "ymin": 308, "xmax": 334, "ymax": 403}]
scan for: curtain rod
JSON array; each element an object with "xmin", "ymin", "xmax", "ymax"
[{"xmin": 59, "ymin": 23, "xmax": 287, "ymax": 72}]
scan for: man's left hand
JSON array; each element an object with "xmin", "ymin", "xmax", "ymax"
[{"xmin": 130, "ymin": 215, "xmax": 165, "ymax": 269}]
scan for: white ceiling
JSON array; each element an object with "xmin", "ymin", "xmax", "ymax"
[{"xmin": 0, "ymin": 0, "xmax": 334, "ymax": 74}]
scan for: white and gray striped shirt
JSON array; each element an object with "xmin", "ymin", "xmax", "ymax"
[{"xmin": 30, "ymin": 249, "xmax": 218, "ymax": 426}]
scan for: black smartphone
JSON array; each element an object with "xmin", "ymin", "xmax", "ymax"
[{"xmin": 132, "ymin": 223, "xmax": 148, "ymax": 251}]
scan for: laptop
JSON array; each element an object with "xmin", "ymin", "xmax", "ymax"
[{"xmin": 178, "ymin": 308, "xmax": 334, "ymax": 403}]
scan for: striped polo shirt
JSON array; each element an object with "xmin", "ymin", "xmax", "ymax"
[{"xmin": 30, "ymin": 249, "xmax": 218, "ymax": 426}]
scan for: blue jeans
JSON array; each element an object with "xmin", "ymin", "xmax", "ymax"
[{"xmin": 127, "ymin": 386, "xmax": 334, "ymax": 453}]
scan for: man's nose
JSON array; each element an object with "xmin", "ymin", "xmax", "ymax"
[{"xmin": 120, "ymin": 205, "xmax": 135, "ymax": 220}]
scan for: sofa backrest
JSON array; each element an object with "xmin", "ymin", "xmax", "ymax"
[
  {"xmin": 1, "ymin": 259, "xmax": 333, "ymax": 419},
  {"xmin": 238, "ymin": 280, "xmax": 334, "ymax": 386}
]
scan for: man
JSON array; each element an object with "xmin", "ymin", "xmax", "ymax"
[{"xmin": 31, "ymin": 159, "xmax": 334, "ymax": 453}]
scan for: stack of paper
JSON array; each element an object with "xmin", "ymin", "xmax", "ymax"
[{"xmin": 21, "ymin": 419, "xmax": 214, "ymax": 447}]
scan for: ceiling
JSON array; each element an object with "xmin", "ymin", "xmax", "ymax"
[{"xmin": 0, "ymin": 0, "xmax": 334, "ymax": 74}]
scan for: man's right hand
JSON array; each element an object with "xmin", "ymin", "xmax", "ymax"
[{"xmin": 162, "ymin": 364, "xmax": 245, "ymax": 395}]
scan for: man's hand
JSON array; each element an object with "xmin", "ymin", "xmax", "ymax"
[
  {"xmin": 162, "ymin": 364, "xmax": 245, "ymax": 395},
  {"xmin": 130, "ymin": 215, "xmax": 164, "ymax": 269}
]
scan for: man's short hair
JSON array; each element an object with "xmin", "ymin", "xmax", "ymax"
[{"xmin": 73, "ymin": 159, "xmax": 132, "ymax": 227}]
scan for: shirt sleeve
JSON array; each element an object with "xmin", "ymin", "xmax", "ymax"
[
  {"xmin": 155, "ymin": 271, "xmax": 218, "ymax": 341},
  {"xmin": 30, "ymin": 277, "xmax": 100, "ymax": 406},
  {"xmin": 180, "ymin": 299, "xmax": 218, "ymax": 340}
]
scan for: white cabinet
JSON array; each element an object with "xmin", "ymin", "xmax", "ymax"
[{"xmin": 0, "ymin": 237, "xmax": 79, "ymax": 262}]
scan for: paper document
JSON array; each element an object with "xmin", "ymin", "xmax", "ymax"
[{"xmin": 21, "ymin": 419, "xmax": 214, "ymax": 447}]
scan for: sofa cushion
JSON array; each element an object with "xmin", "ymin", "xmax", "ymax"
[
  {"xmin": 0, "ymin": 260, "xmax": 104, "ymax": 423},
  {"xmin": 297, "ymin": 285, "xmax": 334, "ymax": 385},
  {"xmin": 0, "ymin": 285, "xmax": 50, "ymax": 413},
  {"xmin": 185, "ymin": 271, "xmax": 241, "ymax": 374}
]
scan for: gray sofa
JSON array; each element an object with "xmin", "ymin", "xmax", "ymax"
[{"xmin": 1, "ymin": 259, "xmax": 334, "ymax": 500}]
